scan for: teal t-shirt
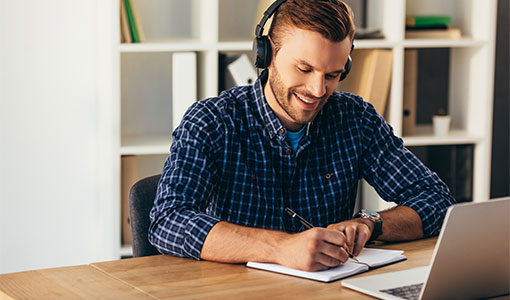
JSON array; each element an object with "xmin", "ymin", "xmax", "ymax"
[{"xmin": 287, "ymin": 125, "xmax": 306, "ymax": 152}]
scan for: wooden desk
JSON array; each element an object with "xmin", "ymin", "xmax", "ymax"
[
  {"xmin": 0, "ymin": 265, "xmax": 152, "ymax": 300},
  {"xmin": 0, "ymin": 238, "xmax": 436, "ymax": 300}
]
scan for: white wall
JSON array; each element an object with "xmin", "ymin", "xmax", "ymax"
[{"xmin": 0, "ymin": 0, "xmax": 113, "ymax": 273}]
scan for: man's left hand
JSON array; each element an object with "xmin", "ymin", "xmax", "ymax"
[{"xmin": 327, "ymin": 218, "xmax": 373, "ymax": 256}]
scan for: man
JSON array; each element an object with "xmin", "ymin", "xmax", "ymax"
[{"xmin": 149, "ymin": 0, "xmax": 455, "ymax": 272}]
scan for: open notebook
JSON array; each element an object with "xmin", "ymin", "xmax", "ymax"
[{"xmin": 247, "ymin": 248, "xmax": 406, "ymax": 282}]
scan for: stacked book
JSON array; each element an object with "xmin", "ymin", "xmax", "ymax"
[
  {"xmin": 120, "ymin": 0, "xmax": 145, "ymax": 43},
  {"xmin": 405, "ymin": 15, "xmax": 461, "ymax": 39},
  {"xmin": 337, "ymin": 49, "xmax": 393, "ymax": 117}
]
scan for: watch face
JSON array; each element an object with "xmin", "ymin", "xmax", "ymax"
[{"xmin": 361, "ymin": 209, "xmax": 380, "ymax": 219}]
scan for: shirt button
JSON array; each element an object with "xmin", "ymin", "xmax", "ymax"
[
  {"xmin": 288, "ymin": 187, "xmax": 292, "ymax": 194},
  {"xmin": 325, "ymin": 173, "xmax": 332, "ymax": 179},
  {"xmin": 286, "ymin": 148, "xmax": 292, "ymax": 154},
  {"xmin": 279, "ymin": 128, "xmax": 285, "ymax": 134},
  {"xmin": 269, "ymin": 130, "xmax": 274, "ymax": 135},
  {"xmin": 252, "ymin": 173, "xmax": 256, "ymax": 180},
  {"xmin": 291, "ymin": 225, "xmax": 297, "ymax": 231}
]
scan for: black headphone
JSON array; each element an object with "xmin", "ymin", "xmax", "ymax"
[{"xmin": 253, "ymin": 0, "xmax": 353, "ymax": 81}]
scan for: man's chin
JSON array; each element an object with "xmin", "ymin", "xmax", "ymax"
[{"xmin": 292, "ymin": 111, "xmax": 319, "ymax": 125}]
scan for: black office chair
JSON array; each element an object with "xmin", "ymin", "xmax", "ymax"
[{"xmin": 129, "ymin": 174, "xmax": 161, "ymax": 257}]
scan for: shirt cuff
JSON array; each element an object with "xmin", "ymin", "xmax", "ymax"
[
  {"xmin": 398, "ymin": 193, "xmax": 452, "ymax": 237},
  {"xmin": 183, "ymin": 213, "xmax": 222, "ymax": 260}
]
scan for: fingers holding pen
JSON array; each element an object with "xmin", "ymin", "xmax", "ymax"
[
  {"xmin": 307, "ymin": 228, "xmax": 350, "ymax": 263},
  {"xmin": 279, "ymin": 207, "xmax": 362, "ymax": 271},
  {"xmin": 277, "ymin": 227, "xmax": 351, "ymax": 271},
  {"xmin": 353, "ymin": 225, "xmax": 371, "ymax": 256},
  {"xmin": 337, "ymin": 224, "xmax": 356, "ymax": 253},
  {"xmin": 328, "ymin": 220, "xmax": 372, "ymax": 257},
  {"xmin": 327, "ymin": 223, "xmax": 354, "ymax": 255},
  {"xmin": 318, "ymin": 238, "xmax": 350, "ymax": 264}
]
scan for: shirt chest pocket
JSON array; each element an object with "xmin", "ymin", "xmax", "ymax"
[
  {"xmin": 323, "ymin": 168, "xmax": 355, "ymax": 197},
  {"xmin": 306, "ymin": 168, "xmax": 357, "ymax": 226}
]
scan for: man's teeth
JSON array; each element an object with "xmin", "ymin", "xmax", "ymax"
[{"xmin": 296, "ymin": 93, "xmax": 314, "ymax": 104}]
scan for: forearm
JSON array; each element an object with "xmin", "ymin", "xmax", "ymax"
[
  {"xmin": 200, "ymin": 221, "xmax": 288, "ymax": 263},
  {"xmin": 201, "ymin": 221, "xmax": 352, "ymax": 272},
  {"xmin": 378, "ymin": 205, "xmax": 423, "ymax": 241}
]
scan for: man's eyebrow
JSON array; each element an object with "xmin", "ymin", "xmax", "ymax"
[{"xmin": 295, "ymin": 59, "xmax": 345, "ymax": 73}]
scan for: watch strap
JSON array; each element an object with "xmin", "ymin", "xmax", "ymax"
[
  {"xmin": 356, "ymin": 210, "xmax": 383, "ymax": 241},
  {"xmin": 370, "ymin": 218, "xmax": 383, "ymax": 241}
]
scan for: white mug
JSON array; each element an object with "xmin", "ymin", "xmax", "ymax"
[{"xmin": 432, "ymin": 115, "xmax": 451, "ymax": 136}]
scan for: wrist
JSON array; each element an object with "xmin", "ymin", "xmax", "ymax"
[
  {"xmin": 270, "ymin": 231, "xmax": 292, "ymax": 264},
  {"xmin": 356, "ymin": 217, "xmax": 374, "ymax": 233},
  {"xmin": 355, "ymin": 209, "xmax": 383, "ymax": 241}
]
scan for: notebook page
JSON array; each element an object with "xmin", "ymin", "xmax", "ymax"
[
  {"xmin": 246, "ymin": 261, "xmax": 368, "ymax": 282},
  {"xmin": 355, "ymin": 248, "xmax": 406, "ymax": 267},
  {"xmin": 247, "ymin": 248, "xmax": 406, "ymax": 282}
]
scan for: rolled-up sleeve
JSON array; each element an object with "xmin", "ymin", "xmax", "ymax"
[
  {"xmin": 148, "ymin": 102, "xmax": 223, "ymax": 260},
  {"xmin": 359, "ymin": 102, "xmax": 456, "ymax": 236}
]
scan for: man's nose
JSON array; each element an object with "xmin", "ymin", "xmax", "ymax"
[{"xmin": 307, "ymin": 74, "xmax": 327, "ymax": 98}]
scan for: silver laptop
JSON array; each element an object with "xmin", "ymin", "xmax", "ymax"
[{"xmin": 342, "ymin": 197, "xmax": 510, "ymax": 300}]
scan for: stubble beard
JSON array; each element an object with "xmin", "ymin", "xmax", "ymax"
[{"xmin": 268, "ymin": 66, "xmax": 326, "ymax": 126}]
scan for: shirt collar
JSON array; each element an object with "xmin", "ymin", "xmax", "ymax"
[{"xmin": 252, "ymin": 70, "xmax": 321, "ymax": 139}]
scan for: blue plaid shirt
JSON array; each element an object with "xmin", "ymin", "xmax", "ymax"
[{"xmin": 149, "ymin": 71, "xmax": 455, "ymax": 260}]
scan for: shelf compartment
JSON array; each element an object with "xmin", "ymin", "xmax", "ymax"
[
  {"xmin": 120, "ymin": 153, "xmax": 167, "ymax": 256},
  {"xmin": 403, "ymin": 126, "xmax": 482, "ymax": 146},
  {"xmin": 405, "ymin": 0, "xmax": 478, "ymax": 40},
  {"xmin": 218, "ymin": 50, "xmax": 257, "ymax": 93},
  {"xmin": 128, "ymin": 0, "xmax": 202, "ymax": 43},
  {"xmin": 121, "ymin": 51, "xmax": 201, "ymax": 146},
  {"xmin": 121, "ymin": 52, "xmax": 174, "ymax": 141},
  {"xmin": 401, "ymin": 47, "xmax": 489, "ymax": 142},
  {"xmin": 407, "ymin": 144, "xmax": 474, "ymax": 203},
  {"xmin": 218, "ymin": 0, "xmax": 259, "ymax": 42}
]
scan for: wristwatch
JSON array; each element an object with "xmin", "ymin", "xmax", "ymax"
[{"xmin": 356, "ymin": 209, "xmax": 383, "ymax": 241}]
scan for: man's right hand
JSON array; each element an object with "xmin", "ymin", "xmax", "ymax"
[{"xmin": 275, "ymin": 227, "xmax": 350, "ymax": 272}]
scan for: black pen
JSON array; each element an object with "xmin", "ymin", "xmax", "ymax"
[{"xmin": 284, "ymin": 207, "xmax": 360, "ymax": 263}]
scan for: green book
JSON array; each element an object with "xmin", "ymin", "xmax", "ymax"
[
  {"xmin": 406, "ymin": 15, "xmax": 452, "ymax": 28},
  {"xmin": 123, "ymin": 0, "xmax": 140, "ymax": 43}
]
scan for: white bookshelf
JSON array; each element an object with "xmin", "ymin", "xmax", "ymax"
[
  {"xmin": 108, "ymin": 0, "xmax": 497, "ymax": 257},
  {"xmin": 402, "ymin": 126, "xmax": 483, "ymax": 147},
  {"xmin": 120, "ymin": 135, "xmax": 172, "ymax": 155},
  {"xmin": 402, "ymin": 38, "xmax": 486, "ymax": 48},
  {"xmin": 119, "ymin": 41, "xmax": 208, "ymax": 53},
  {"xmin": 217, "ymin": 41, "xmax": 253, "ymax": 51}
]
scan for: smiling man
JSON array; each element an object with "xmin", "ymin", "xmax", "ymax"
[
  {"xmin": 149, "ymin": 0, "xmax": 455, "ymax": 272},
  {"xmin": 264, "ymin": 27, "xmax": 352, "ymax": 131}
]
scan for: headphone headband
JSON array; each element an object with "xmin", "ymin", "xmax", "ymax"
[{"xmin": 254, "ymin": 0, "xmax": 287, "ymax": 37}]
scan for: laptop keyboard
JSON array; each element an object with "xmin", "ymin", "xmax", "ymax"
[{"xmin": 380, "ymin": 283, "xmax": 424, "ymax": 300}]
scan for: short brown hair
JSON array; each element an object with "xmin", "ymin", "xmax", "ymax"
[{"xmin": 268, "ymin": 0, "xmax": 355, "ymax": 54}]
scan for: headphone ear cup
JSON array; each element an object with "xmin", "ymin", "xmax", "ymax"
[
  {"xmin": 254, "ymin": 35, "xmax": 272, "ymax": 69},
  {"xmin": 339, "ymin": 55, "xmax": 352, "ymax": 81}
]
